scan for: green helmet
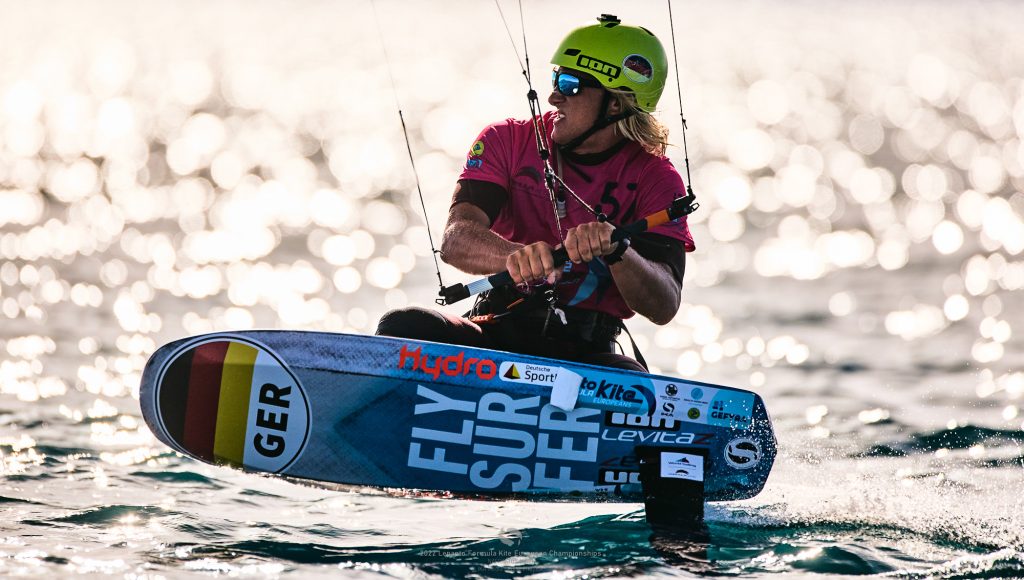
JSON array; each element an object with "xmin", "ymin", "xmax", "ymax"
[{"xmin": 550, "ymin": 14, "xmax": 668, "ymax": 113}]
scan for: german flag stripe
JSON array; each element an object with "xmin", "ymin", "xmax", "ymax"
[
  {"xmin": 159, "ymin": 347, "xmax": 194, "ymax": 442},
  {"xmin": 213, "ymin": 342, "xmax": 258, "ymax": 465},
  {"xmin": 183, "ymin": 341, "xmax": 230, "ymax": 461}
]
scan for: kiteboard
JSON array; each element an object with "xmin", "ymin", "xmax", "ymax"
[{"xmin": 139, "ymin": 331, "xmax": 775, "ymax": 504}]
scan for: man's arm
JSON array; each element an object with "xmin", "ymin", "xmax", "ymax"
[
  {"xmin": 608, "ymin": 245, "xmax": 683, "ymax": 325},
  {"xmin": 442, "ymin": 180, "xmax": 561, "ymax": 284},
  {"xmin": 563, "ymin": 221, "xmax": 683, "ymax": 325},
  {"xmin": 440, "ymin": 184, "xmax": 522, "ymax": 275}
]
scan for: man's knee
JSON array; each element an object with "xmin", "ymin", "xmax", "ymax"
[
  {"xmin": 375, "ymin": 307, "xmax": 445, "ymax": 339},
  {"xmin": 581, "ymin": 352, "xmax": 648, "ymax": 373}
]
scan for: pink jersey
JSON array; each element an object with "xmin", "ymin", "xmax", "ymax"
[{"xmin": 458, "ymin": 111, "xmax": 695, "ymax": 319}]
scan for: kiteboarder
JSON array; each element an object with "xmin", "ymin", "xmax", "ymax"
[{"xmin": 377, "ymin": 15, "xmax": 695, "ymax": 372}]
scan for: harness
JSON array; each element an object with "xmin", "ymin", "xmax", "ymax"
[{"xmin": 467, "ymin": 285, "xmax": 648, "ymax": 369}]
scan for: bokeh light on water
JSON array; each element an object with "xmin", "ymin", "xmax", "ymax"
[{"xmin": 1, "ymin": 0, "xmax": 1023, "ymax": 575}]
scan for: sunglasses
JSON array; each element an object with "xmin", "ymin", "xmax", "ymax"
[{"xmin": 551, "ymin": 70, "xmax": 603, "ymax": 96}]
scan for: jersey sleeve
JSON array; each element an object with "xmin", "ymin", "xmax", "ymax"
[
  {"xmin": 457, "ymin": 119, "xmax": 516, "ymax": 189},
  {"xmin": 634, "ymin": 158, "xmax": 696, "ymax": 252},
  {"xmin": 452, "ymin": 179, "xmax": 508, "ymax": 225}
]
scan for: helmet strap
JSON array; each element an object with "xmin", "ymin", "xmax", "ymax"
[{"xmin": 558, "ymin": 91, "xmax": 636, "ymax": 153}]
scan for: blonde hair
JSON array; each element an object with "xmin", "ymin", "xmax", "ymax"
[{"xmin": 607, "ymin": 88, "xmax": 670, "ymax": 156}]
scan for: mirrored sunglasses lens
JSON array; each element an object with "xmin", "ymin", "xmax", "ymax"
[{"xmin": 555, "ymin": 73, "xmax": 581, "ymax": 96}]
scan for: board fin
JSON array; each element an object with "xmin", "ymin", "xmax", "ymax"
[{"xmin": 637, "ymin": 446, "xmax": 707, "ymax": 529}]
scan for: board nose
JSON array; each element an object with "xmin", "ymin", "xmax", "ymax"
[{"xmin": 140, "ymin": 334, "xmax": 309, "ymax": 472}]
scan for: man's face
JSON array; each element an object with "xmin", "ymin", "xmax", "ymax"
[{"xmin": 548, "ymin": 68, "xmax": 607, "ymax": 147}]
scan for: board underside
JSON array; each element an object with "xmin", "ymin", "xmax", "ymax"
[{"xmin": 139, "ymin": 331, "xmax": 776, "ymax": 502}]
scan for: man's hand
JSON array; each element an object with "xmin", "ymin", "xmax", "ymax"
[
  {"xmin": 506, "ymin": 221, "xmax": 625, "ymax": 285},
  {"xmin": 564, "ymin": 220, "xmax": 619, "ymax": 263},
  {"xmin": 506, "ymin": 241, "xmax": 558, "ymax": 285}
]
